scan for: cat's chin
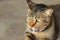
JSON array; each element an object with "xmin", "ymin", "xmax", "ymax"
[{"xmin": 28, "ymin": 25, "xmax": 47, "ymax": 32}]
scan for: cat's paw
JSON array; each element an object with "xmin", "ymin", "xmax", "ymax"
[{"xmin": 25, "ymin": 36, "xmax": 30, "ymax": 40}]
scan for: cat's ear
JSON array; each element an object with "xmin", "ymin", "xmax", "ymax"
[
  {"xmin": 45, "ymin": 9, "xmax": 53, "ymax": 16},
  {"xmin": 26, "ymin": 0, "xmax": 35, "ymax": 9}
]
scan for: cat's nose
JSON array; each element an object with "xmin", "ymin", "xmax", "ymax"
[{"xmin": 29, "ymin": 20, "xmax": 35, "ymax": 27}]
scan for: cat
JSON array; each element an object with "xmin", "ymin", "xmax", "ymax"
[{"xmin": 24, "ymin": 0, "xmax": 57, "ymax": 40}]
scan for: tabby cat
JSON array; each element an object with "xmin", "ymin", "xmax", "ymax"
[{"xmin": 24, "ymin": 0, "xmax": 55, "ymax": 40}]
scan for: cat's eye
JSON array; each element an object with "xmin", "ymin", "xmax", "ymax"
[
  {"xmin": 38, "ymin": 20, "xmax": 42, "ymax": 22},
  {"xmin": 37, "ymin": 19, "xmax": 42, "ymax": 22}
]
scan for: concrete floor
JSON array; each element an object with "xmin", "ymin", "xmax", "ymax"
[{"xmin": 0, "ymin": 0, "xmax": 60, "ymax": 40}]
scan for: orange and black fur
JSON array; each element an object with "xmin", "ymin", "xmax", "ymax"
[{"xmin": 24, "ymin": 0, "xmax": 58, "ymax": 40}]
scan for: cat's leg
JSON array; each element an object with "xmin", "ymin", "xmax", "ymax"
[
  {"xmin": 24, "ymin": 32, "xmax": 36, "ymax": 40},
  {"xmin": 25, "ymin": 36, "xmax": 31, "ymax": 40}
]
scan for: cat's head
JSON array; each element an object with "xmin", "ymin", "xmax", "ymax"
[{"xmin": 26, "ymin": 0, "xmax": 53, "ymax": 29}]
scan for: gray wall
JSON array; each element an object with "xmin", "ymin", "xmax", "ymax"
[{"xmin": 0, "ymin": 0, "xmax": 60, "ymax": 40}]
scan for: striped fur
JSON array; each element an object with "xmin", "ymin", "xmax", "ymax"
[
  {"xmin": 25, "ymin": 0, "xmax": 56, "ymax": 40},
  {"xmin": 25, "ymin": 32, "xmax": 36, "ymax": 40}
]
